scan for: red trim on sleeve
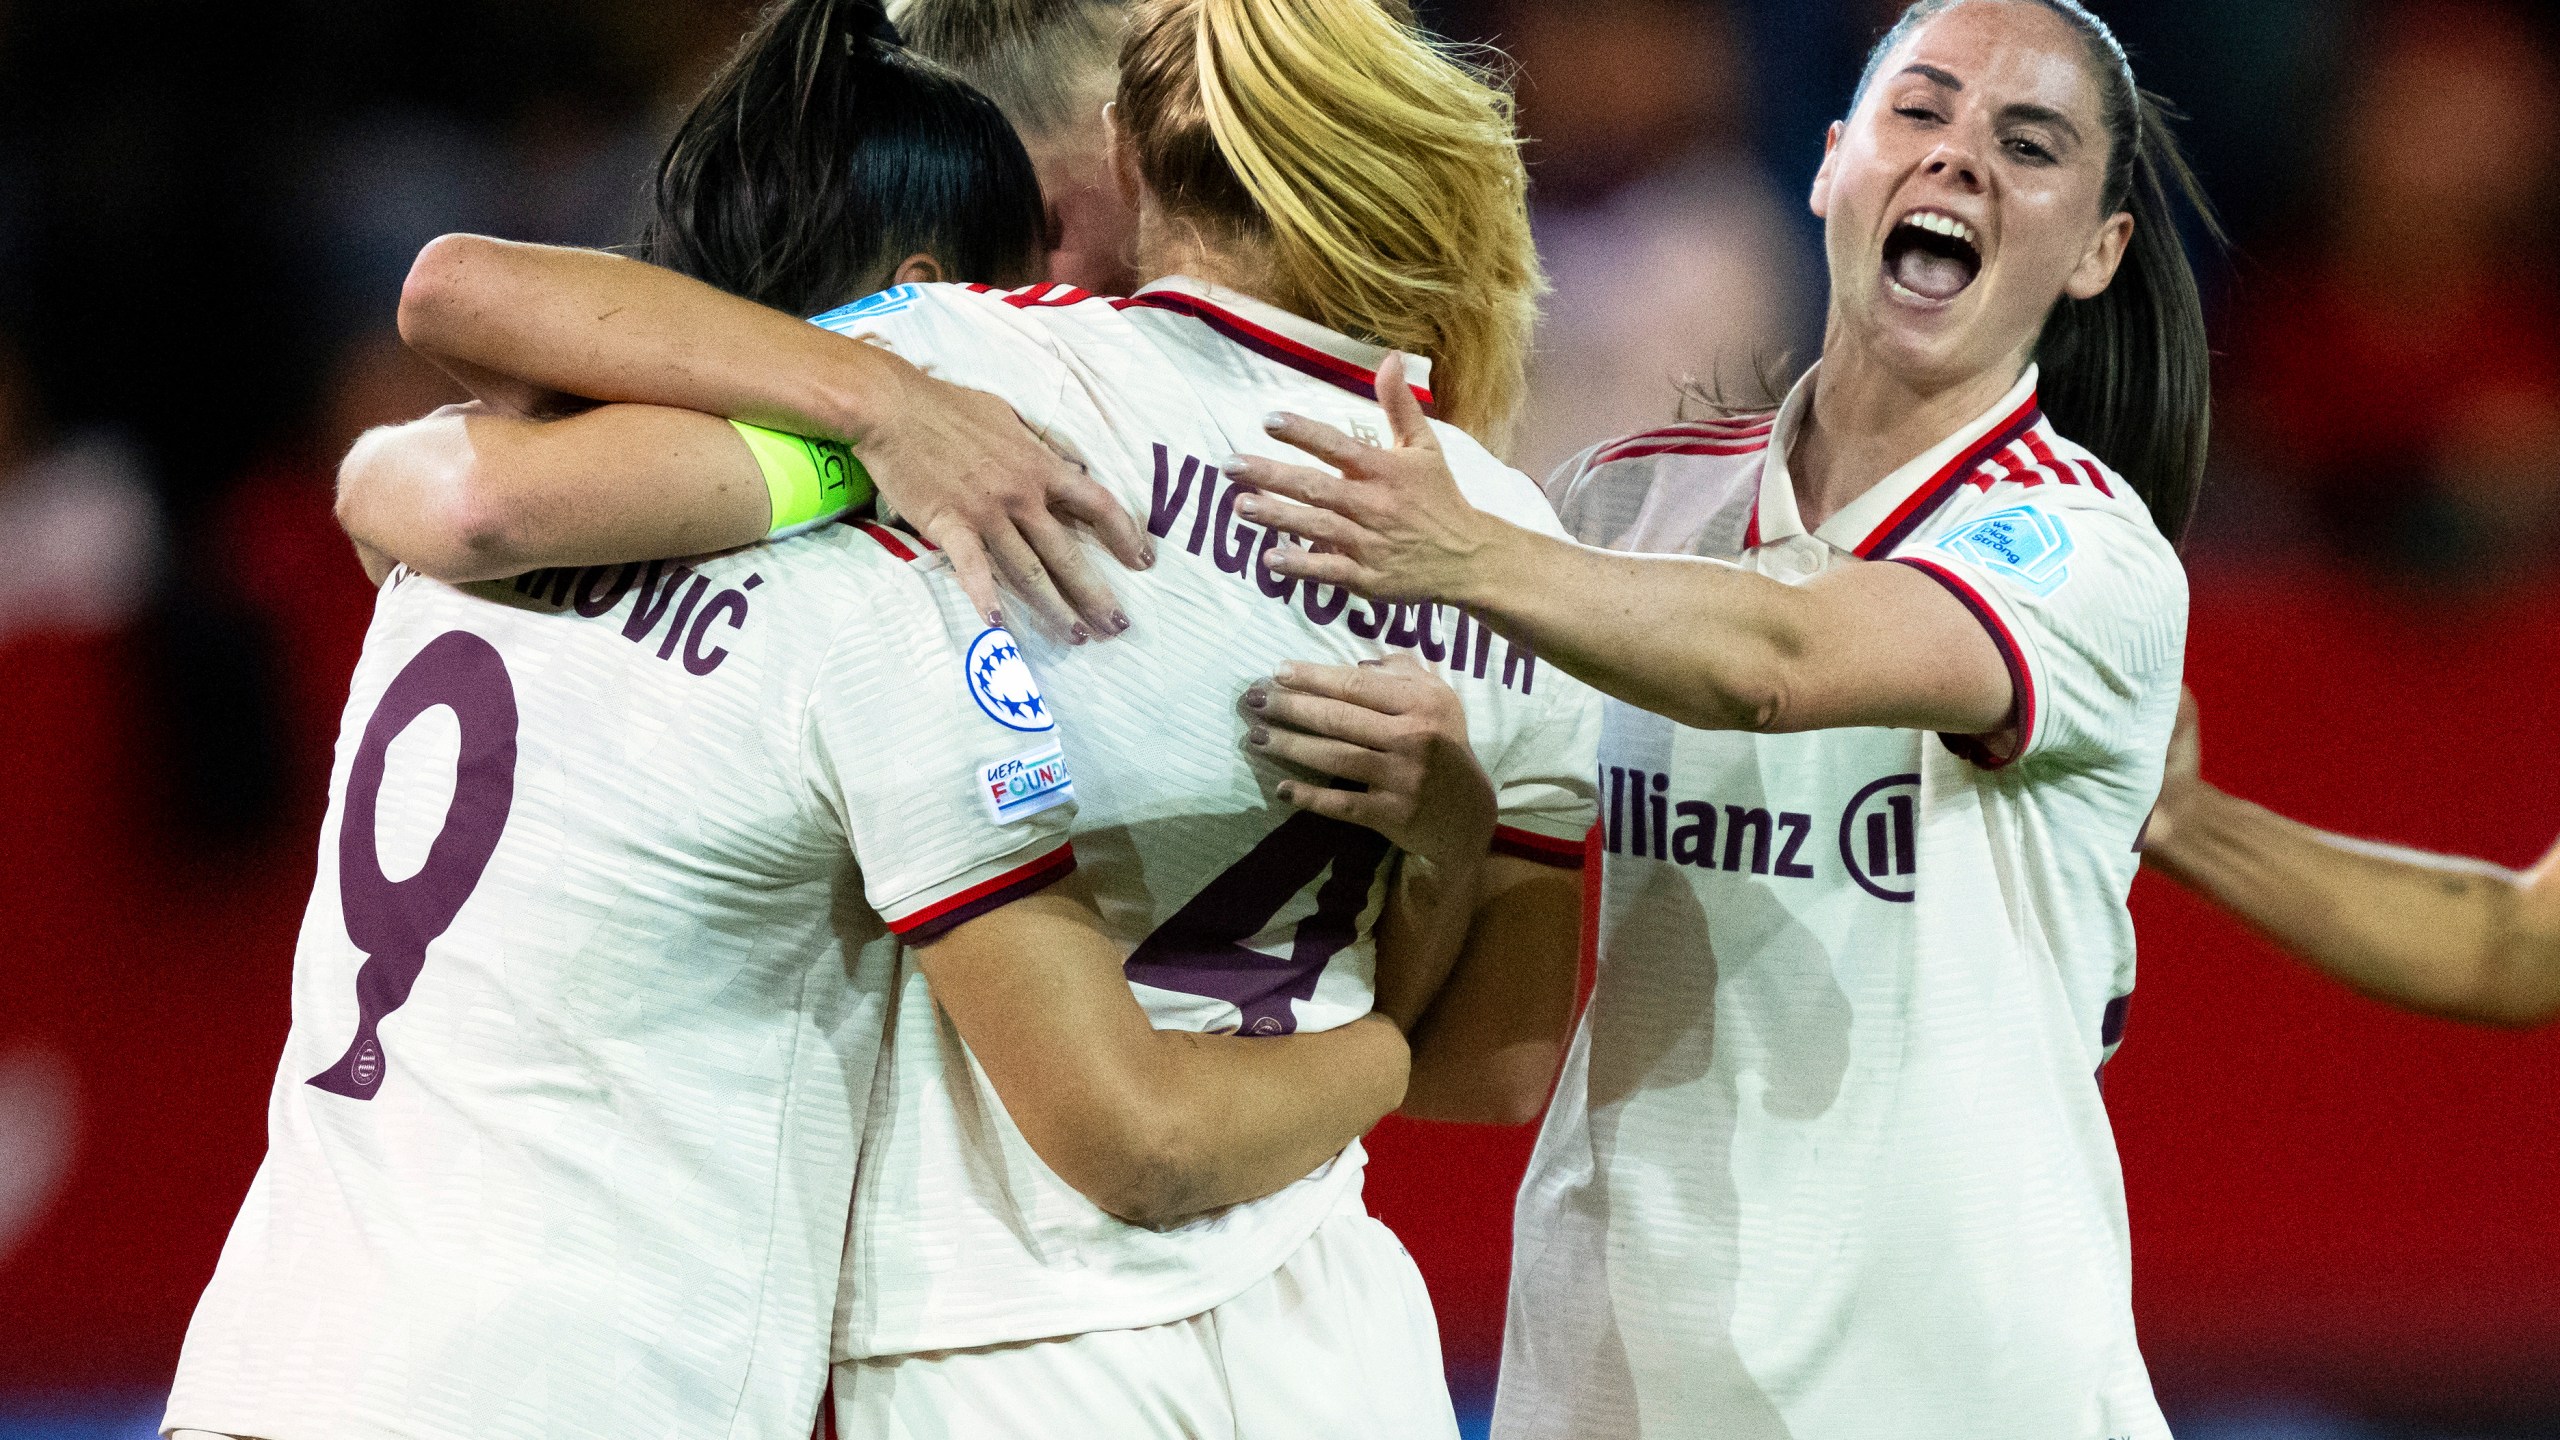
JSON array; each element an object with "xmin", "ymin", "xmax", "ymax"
[
  {"xmin": 2072, "ymin": 458, "xmax": 2116, "ymax": 497},
  {"xmin": 1853, "ymin": 395, "xmax": 2043, "ymax": 558},
  {"xmin": 1493, "ymin": 824, "xmax": 1587, "ymax": 870},
  {"xmin": 854, "ymin": 521, "xmax": 934, "ymax": 561},
  {"xmin": 1889, "ymin": 557, "xmax": 2038, "ymax": 770},
  {"xmin": 891, "ymin": 845, "xmax": 1079, "ymax": 941}
]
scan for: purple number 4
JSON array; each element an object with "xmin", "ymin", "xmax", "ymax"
[
  {"xmin": 308, "ymin": 631, "xmax": 519, "ymax": 1100},
  {"xmin": 1123, "ymin": 810, "xmax": 1391, "ymax": 1036}
]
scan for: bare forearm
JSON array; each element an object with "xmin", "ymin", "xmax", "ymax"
[
  {"xmin": 1138, "ymin": 1015, "xmax": 1409, "ymax": 1220},
  {"xmin": 1401, "ymin": 860, "xmax": 1581, "ymax": 1125},
  {"xmin": 2150, "ymin": 784, "xmax": 2560, "ymax": 1027},
  {"xmin": 1450, "ymin": 524, "xmax": 1800, "ymax": 731},
  {"xmin": 1448, "ymin": 524, "xmax": 2006, "ymax": 737},
  {"xmin": 336, "ymin": 403, "xmax": 768, "ymax": 583},
  {"xmin": 1373, "ymin": 852, "xmax": 1484, "ymax": 1034},
  {"xmin": 398, "ymin": 235, "xmax": 908, "ymax": 442}
]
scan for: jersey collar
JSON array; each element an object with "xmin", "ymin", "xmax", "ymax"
[
  {"xmin": 1118, "ymin": 275, "xmax": 1437, "ymax": 412},
  {"xmin": 1751, "ymin": 364, "xmax": 2044, "ymax": 558}
]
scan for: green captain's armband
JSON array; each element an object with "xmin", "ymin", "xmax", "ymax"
[{"xmin": 731, "ymin": 421, "xmax": 874, "ymax": 540}]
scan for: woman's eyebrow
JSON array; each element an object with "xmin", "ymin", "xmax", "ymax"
[
  {"xmin": 1997, "ymin": 101, "xmax": 2084, "ymax": 146},
  {"xmin": 1898, "ymin": 62, "xmax": 1964, "ymax": 91}
]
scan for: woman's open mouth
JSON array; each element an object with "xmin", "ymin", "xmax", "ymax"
[{"xmin": 1882, "ymin": 211, "xmax": 1982, "ymax": 304}]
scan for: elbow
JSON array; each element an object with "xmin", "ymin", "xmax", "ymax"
[
  {"xmin": 1073, "ymin": 1117, "xmax": 1212, "ymax": 1229},
  {"xmin": 399, "ymin": 233, "xmax": 500, "ymax": 356},
  {"xmin": 1400, "ymin": 1049, "xmax": 1558, "ymax": 1127},
  {"xmin": 335, "ymin": 428, "xmax": 525, "ymax": 584}
]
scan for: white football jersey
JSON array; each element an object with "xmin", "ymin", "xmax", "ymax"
[
  {"xmin": 1498, "ymin": 366, "xmax": 2182, "ymax": 1440},
  {"xmin": 164, "ymin": 522, "xmax": 1078, "ymax": 1440},
  {"xmin": 814, "ymin": 278, "xmax": 1603, "ymax": 1357}
]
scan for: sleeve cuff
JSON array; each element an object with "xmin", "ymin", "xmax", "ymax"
[
  {"xmin": 1890, "ymin": 557, "xmax": 2039, "ymax": 771},
  {"xmin": 1492, "ymin": 823, "xmax": 1589, "ymax": 870},
  {"xmin": 886, "ymin": 844, "xmax": 1078, "ymax": 943}
]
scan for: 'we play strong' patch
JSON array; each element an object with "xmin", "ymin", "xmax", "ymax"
[{"xmin": 1938, "ymin": 506, "xmax": 2074, "ymax": 596}]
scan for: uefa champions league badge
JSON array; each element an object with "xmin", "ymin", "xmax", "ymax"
[
  {"xmin": 966, "ymin": 627, "xmax": 1054, "ymax": 732},
  {"xmin": 1938, "ymin": 505, "xmax": 2075, "ymax": 596}
]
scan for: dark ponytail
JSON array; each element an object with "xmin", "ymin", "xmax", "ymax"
[
  {"xmin": 642, "ymin": 0, "xmax": 1047, "ymax": 317},
  {"xmin": 1856, "ymin": 1, "xmax": 2224, "ymax": 544}
]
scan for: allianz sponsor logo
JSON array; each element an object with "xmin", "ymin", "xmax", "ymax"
[
  {"xmin": 1605, "ymin": 766, "xmax": 1920, "ymax": 904},
  {"xmin": 981, "ymin": 742, "xmax": 1074, "ymax": 824}
]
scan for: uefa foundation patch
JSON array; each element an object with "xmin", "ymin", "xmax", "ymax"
[{"xmin": 981, "ymin": 743, "xmax": 1074, "ymax": 824}]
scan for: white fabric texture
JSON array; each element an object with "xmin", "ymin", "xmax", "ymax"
[
  {"xmin": 165, "ymin": 524, "xmax": 1076, "ymax": 1440},
  {"xmin": 1499, "ymin": 366, "xmax": 2182, "ymax": 1440}
]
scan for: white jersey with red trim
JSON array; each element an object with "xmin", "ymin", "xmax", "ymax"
[
  {"xmin": 165, "ymin": 523, "xmax": 1078, "ymax": 1440},
  {"xmin": 808, "ymin": 277, "xmax": 1602, "ymax": 1356},
  {"xmin": 1498, "ymin": 365, "xmax": 2182, "ymax": 1440}
]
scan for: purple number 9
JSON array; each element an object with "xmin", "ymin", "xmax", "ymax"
[{"xmin": 307, "ymin": 631, "xmax": 519, "ymax": 1100}]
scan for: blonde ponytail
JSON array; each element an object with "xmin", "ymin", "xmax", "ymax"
[{"xmin": 1118, "ymin": 0, "xmax": 1543, "ymax": 452}]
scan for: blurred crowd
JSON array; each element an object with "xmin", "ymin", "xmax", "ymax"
[{"xmin": 6, "ymin": 0, "xmax": 2559, "ymax": 682}]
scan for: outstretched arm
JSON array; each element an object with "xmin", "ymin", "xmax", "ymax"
[
  {"xmin": 1220, "ymin": 357, "xmax": 2013, "ymax": 739},
  {"xmin": 2145, "ymin": 690, "xmax": 2560, "ymax": 1029},
  {"xmin": 389, "ymin": 234, "xmax": 1152, "ymax": 635},
  {"xmin": 920, "ymin": 890, "xmax": 1409, "ymax": 1227}
]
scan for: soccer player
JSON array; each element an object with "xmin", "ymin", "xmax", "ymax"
[
  {"xmin": 336, "ymin": 3, "xmax": 1598, "ymax": 1434},
  {"xmin": 891, "ymin": 0, "xmax": 1140, "ymax": 296},
  {"xmin": 162, "ymin": 10, "xmax": 1405, "ymax": 1440},
  {"xmin": 1226, "ymin": 1, "xmax": 2212, "ymax": 1434},
  {"xmin": 2145, "ymin": 689, "xmax": 2560, "ymax": 1027}
]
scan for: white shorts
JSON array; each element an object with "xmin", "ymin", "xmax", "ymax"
[{"xmin": 834, "ymin": 1207, "xmax": 1459, "ymax": 1440}]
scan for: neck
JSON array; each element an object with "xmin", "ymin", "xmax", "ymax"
[
  {"xmin": 1790, "ymin": 323, "xmax": 2030, "ymax": 533},
  {"xmin": 1136, "ymin": 207, "xmax": 1286, "ymax": 311}
]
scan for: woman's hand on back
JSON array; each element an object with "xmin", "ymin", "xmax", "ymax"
[
  {"xmin": 865, "ymin": 363, "xmax": 1156, "ymax": 642},
  {"xmin": 1222, "ymin": 354, "xmax": 1516, "ymax": 609},
  {"xmin": 1243, "ymin": 654, "xmax": 1495, "ymax": 869}
]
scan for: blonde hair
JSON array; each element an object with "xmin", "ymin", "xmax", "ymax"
[
  {"xmin": 1118, "ymin": 0, "xmax": 1544, "ymax": 451},
  {"xmin": 889, "ymin": 0, "xmax": 1128, "ymax": 136}
]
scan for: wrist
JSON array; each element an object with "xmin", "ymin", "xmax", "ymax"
[
  {"xmin": 1443, "ymin": 517, "xmax": 1534, "ymax": 616},
  {"xmin": 815, "ymin": 337, "xmax": 917, "ymax": 446}
]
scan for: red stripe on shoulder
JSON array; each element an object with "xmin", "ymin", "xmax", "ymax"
[
  {"xmin": 854, "ymin": 520, "xmax": 921, "ymax": 561},
  {"xmin": 893, "ymin": 846, "xmax": 1079, "ymax": 942},
  {"xmin": 1493, "ymin": 825, "xmax": 1587, "ymax": 870},
  {"xmin": 1594, "ymin": 422, "xmax": 1774, "ymax": 466},
  {"xmin": 2072, "ymin": 458, "xmax": 2116, "ymax": 497}
]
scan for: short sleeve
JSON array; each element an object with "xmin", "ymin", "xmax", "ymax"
[
  {"xmin": 1892, "ymin": 498, "xmax": 2188, "ymax": 771},
  {"xmin": 1487, "ymin": 670, "xmax": 1605, "ymax": 870},
  {"xmin": 808, "ymin": 284, "xmax": 1080, "ymax": 458},
  {"xmin": 801, "ymin": 534, "xmax": 1079, "ymax": 939}
]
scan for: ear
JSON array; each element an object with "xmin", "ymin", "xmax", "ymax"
[
  {"xmin": 1104, "ymin": 101, "xmax": 1144, "ymax": 210},
  {"xmin": 1809, "ymin": 121, "xmax": 1844, "ymax": 220},
  {"xmin": 891, "ymin": 253, "xmax": 945, "ymax": 287},
  {"xmin": 2065, "ymin": 210, "xmax": 2136, "ymax": 301}
]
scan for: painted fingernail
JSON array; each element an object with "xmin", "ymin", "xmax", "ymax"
[
  {"xmin": 1221, "ymin": 455, "xmax": 1252, "ymax": 475},
  {"xmin": 1276, "ymin": 662, "xmax": 1302, "ymax": 682},
  {"xmin": 1247, "ymin": 726, "xmax": 1270, "ymax": 746},
  {"xmin": 1244, "ymin": 686, "xmax": 1269, "ymax": 710},
  {"xmin": 1141, "ymin": 542, "xmax": 1159, "ymax": 567},
  {"xmin": 986, "ymin": 608, "xmax": 1004, "ymax": 627},
  {"xmin": 1070, "ymin": 623, "xmax": 1091, "ymax": 645},
  {"xmin": 1264, "ymin": 413, "xmax": 1290, "ymax": 431},
  {"xmin": 1276, "ymin": 782, "xmax": 1298, "ymax": 804},
  {"xmin": 1111, "ymin": 610, "xmax": 1131, "ymax": 634}
]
